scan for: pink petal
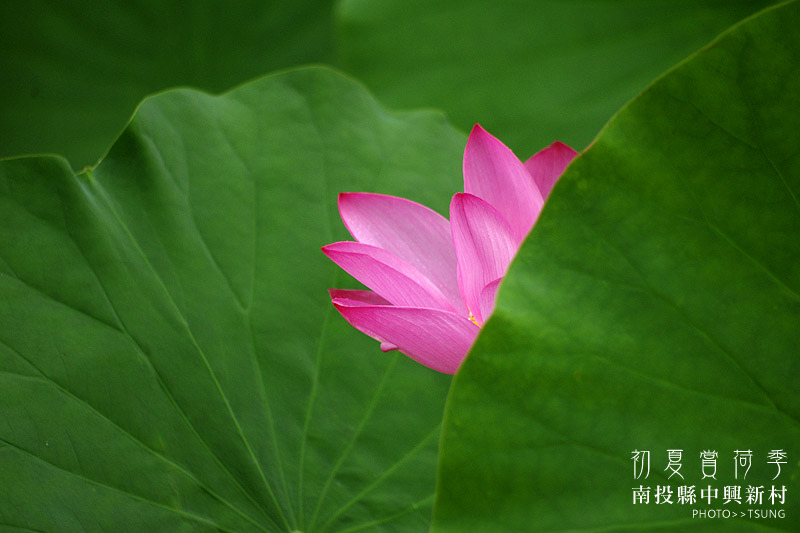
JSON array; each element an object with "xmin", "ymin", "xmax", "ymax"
[
  {"xmin": 523, "ymin": 141, "xmax": 578, "ymax": 198},
  {"xmin": 332, "ymin": 301, "xmax": 479, "ymax": 374},
  {"xmin": 479, "ymin": 277, "xmax": 503, "ymax": 322},
  {"xmin": 463, "ymin": 124, "xmax": 544, "ymax": 242},
  {"xmin": 322, "ymin": 241, "xmax": 456, "ymax": 312},
  {"xmin": 338, "ymin": 193, "xmax": 463, "ymax": 312},
  {"xmin": 327, "ymin": 292, "xmax": 397, "ymax": 351},
  {"xmin": 450, "ymin": 193, "xmax": 517, "ymax": 325},
  {"xmin": 328, "ymin": 289, "xmax": 390, "ymax": 306},
  {"xmin": 326, "ymin": 293, "xmax": 400, "ymax": 352}
]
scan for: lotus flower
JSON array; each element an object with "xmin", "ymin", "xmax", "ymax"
[{"xmin": 322, "ymin": 125, "xmax": 576, "ymax": 374}]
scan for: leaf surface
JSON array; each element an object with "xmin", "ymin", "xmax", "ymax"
[
  {"xmin": 433, "ymin": 2, "xmax": 800, "ymax": 531},
  {"xmin": 0, "ymin": 67, "xmax": 464, "ymax": 532}
]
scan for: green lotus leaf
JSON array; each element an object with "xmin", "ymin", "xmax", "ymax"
[
  {"xmin": 0, "ymin": 67, "xmax": 464, "ymax": 532},
  {"xmin": 434, "ymin": 2, "xmax": 800, "ymax": 531}
]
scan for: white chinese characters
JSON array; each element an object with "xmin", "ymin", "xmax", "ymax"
[{"xmin": 630, "ymin": 448, "xmax": 790, "ymax": 513}]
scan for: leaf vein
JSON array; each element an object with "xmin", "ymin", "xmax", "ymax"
[
  {"xmin": 0, "ymin": 437, "xmax": 241, "ymax": 532},
  {"xmin": 0, "ymin": 341, "xmax": 273, "ymax": 533}
]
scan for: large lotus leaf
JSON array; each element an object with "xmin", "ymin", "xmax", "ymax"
[
  {"xmin": 433, "ymin": 2, "xmax": 800, "ymax": 531},
  {"xmin": 0, "ymin": 67, "xmax": 465, "ymax": 532},
  {"xmin": 336, "ymin": 0, "xmax": 776, "ymax": 158},
  {"xmin": 0, "ymin": 0, "xmax": 335, "ymax": 168}
]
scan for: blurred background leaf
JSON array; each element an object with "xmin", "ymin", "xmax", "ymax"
[
  {"xmin": 1, "ymin": 1, "xmax": 776, "ymax": 168},
  {"xmin": 0, "ymin": 0, "xmax": 336, "ymax": 167},
  {"xmin": 336, "ymin": 0, "xmax": 777, "ymax": 157},
  {"xmin": 0, "ymin": 67, "xmax": 464, "ymax": 532},
  {"xmin": 433, "ymin": 2, "xmax": 800, "ymax": 531}
]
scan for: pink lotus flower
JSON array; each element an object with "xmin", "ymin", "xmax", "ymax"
[{"xmin": 322, "ymin": 125, "xmax": 576, "ymax": 374}]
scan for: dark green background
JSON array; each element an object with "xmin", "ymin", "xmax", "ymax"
[{"xmin": 1, "ymin": 0, "xmax": 775, "ymax": 167}]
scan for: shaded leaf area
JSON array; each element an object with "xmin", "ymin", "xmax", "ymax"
[
  {"xmin": 434, "ymin": 2, "xmax": 800, "ymax": 531},
  {"xmin": 337, "ymin": 0, "xmax": 776, "ymax": 158},
  {"xmin": 0, "ymin": 67, "xmax": 463, "ymax": 532},
  {"xmin": 0, "ymin": 0, "xmax": 335, "ymax": 168}
]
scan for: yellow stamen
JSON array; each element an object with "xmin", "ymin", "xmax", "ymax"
[{"xmin": 468, "ymin": 312, "xmax": 479, "ymax": 326}]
